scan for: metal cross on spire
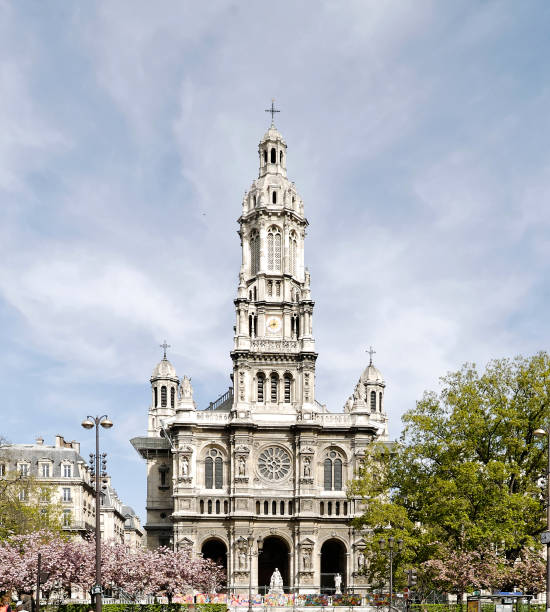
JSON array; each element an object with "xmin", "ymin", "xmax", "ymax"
[
  {"xmin": 367, "ymin": 345, "xmax": 376, "ymax": 366},
  {"xmin": 160, "ymin": 340, "xmax": 171, "ymax": 359},
  {"xmin": 265, "ymin": 98, "xmax": 280, "ymax": 126}
]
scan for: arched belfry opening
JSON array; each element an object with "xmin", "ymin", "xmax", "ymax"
[
  {"xmin": 258, "ymin": 536, "xmax": 289, "ymax": 593},
  {"xmin": 320, "ymin": 539, "xmax": 346, "ymax": 593},
  {"xmin": 201, "ymin": 538, "xmax": 227, "ymax": 581}
]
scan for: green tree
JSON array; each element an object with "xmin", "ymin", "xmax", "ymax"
[
  {"xmin": 350, "ymin": 352, "xmax": 550, "ymax": 592},
  {"xmin": 0, "ymin": 441, "xmax": 63, "ymax": 539}
]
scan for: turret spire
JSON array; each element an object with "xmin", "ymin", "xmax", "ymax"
[
  {"xmin": 160, "ymin": 340, "xmax": 171, "ymax": 360},
  {"xmin": 264, "ymin": 98, "xmax": 280, "ymax": 127}
]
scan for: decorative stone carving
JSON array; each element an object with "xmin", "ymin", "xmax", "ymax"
[
  {"xmin": 237, "ymin": 455, "xmax": 247, "ymax": 476},
  {"xmin": 302, "ymin": 455, "xmax": 311, "ymax": 477}
]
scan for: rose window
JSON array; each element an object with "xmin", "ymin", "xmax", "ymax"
[{"xmin": 258, "ymin": 447, "xmax": 291, "ymax": 481}]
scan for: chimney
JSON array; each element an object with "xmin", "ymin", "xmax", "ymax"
[
  {"xmin": 71, "ymin": 441, "xmax": 80, "ymax": 454},
  {"xmin": 55, "ymin": 435, "xmax": 64, "ymax": 448},
  {"xmin": 36, "ymin": 437, "xmax": 44, "ymax": 445}
]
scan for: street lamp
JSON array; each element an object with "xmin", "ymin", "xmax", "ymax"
[
  {"xmin": 378, "ymin": 537, "xmax": 403, "ymax": 612},
  {"xmin": 247, "ymin": 534, "xmax": 264, "ymax": 612},
  {"xmin": 81, "ymin": 415, "xmax": 113, "ymax": 612},
  {"xmin": 534, "ymin": 427, "xmax": 550, "ymax": 612}
]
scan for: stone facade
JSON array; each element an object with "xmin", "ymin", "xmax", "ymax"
[
  {"xmin": 0, "ymin": 434, "xmax": 96, "ymax": 535},
  {"xmin": 132, "ymin": 121, "xmax": 389, "ymax": 594}
]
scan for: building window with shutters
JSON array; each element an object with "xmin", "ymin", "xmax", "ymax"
[
  {"xmin": 323, "ymin": 450, "xmax": 344, "ymax": 491},
  {"xmin": 257, "ymin": 373, "xmax": 265, "ymax": 402},
  {"xmin": 171, "ymin": 387, "xmax": 175, "ymax": 408},
  {"xmin": 205, "ymin": 448, "xmax": 223, "ymax": 489},
  {"xmin": 271, "ymin": 373, "xmax": 279, "ymax": 403},
  {"xmin": 267, "ymin": 226, "xmax": 282, "ymax": 271},
  {"xmin": 161, "ymin": 386, "xmax": 167, "ymax": 407},
  {"xmin": 289, "ymin": 231, "xmax": 297, "ymax": 276},
  {"xmin": 284, "ymin": 374, "xmax": 292, "ymax": 403},
  {"xmin": 370, "ymin": 390, "xmax": 377, "ymax": 411}
]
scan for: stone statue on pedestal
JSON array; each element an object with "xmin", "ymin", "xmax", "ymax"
[
  {"xmin": 269, "ymin": 568, "xmax": 284, "ymax": 594},
  {"xmin": 334, "ymin": 573, "xmax": 342, "ymax": 595}
]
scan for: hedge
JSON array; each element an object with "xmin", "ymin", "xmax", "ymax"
[{"xmin": 53, "ymin": 605, "xmax": 226, "ymax": 612}]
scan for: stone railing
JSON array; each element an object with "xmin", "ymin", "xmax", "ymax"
[
  {"xmin": 321, "ymin": 413, "xmax": 353, "ymax": 425},
  {"xmin": 197, "ymin": 412, "xmax": 230, "ymax": 422},
  {"xmin": 250, "ymin": 339, "xmax": 299, "ymax": 353},
  {"xmin": 205, "ymin": 388, "xmax": 233, "ymax": 411}
]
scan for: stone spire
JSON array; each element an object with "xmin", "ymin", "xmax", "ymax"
[{"xmin": 230, "ymin": 118, "xmax": 317, "ymax": 417}]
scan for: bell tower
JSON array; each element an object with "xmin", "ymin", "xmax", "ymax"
[{"xmin": 231, "ymin": 114, "xmax": 317, "ymax": 416}]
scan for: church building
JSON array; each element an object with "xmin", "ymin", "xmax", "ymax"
[{"xmin": 131, "ymin": 116, "xmax": 390, "ymax": 594}]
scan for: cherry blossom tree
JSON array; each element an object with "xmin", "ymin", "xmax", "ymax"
[{"xmin": 0, "ymin": 530, "xmax": 225, "ymax": 602}]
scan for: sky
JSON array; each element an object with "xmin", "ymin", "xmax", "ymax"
[{"xmin": 1, "ymin": 1, "xmax": 550, "ymax": 522}]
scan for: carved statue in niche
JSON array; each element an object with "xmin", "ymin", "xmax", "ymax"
[
  {"xmin": 238, "ymin": 455, "xmax": 246, "ymax": 476},
  {"xmin": 239, "ymin": 549, "xmax": 247, "ymax": 569},
  {"xmin": 181, "ymin": 456, "xmax": 189, "ymax": 476},
  {"xmin": 303, "ymin": 456, "xmax": 311, "ymax": 477},
  {"xmin": 302, "ymin": 548, "xmax": 312, "ymax": 570},
  {"xmin": 357, "ymin": 550, "xmax": 366, "ymax": 569},
  {"xmin": 334, "ymin": 573, "xmax": 342, "ymax": 594}
]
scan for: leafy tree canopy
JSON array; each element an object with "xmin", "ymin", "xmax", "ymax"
[{"xmin": 350, "ymin": 352, "xmax": 550, "ymax": 589}]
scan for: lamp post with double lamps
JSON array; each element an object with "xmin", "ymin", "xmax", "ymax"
[
  {"xmin": 378, "ymin": 537, "xmax": 403, "ymax": 612},
  {"xmin": 247, "ymin": 534, "xmax": 264, "ymax": 612},
  {"xmin": 81, "ymin": 415, "xmax": 113, "ymax": 612},
  {"xmin": 534, "ymin": 427, "xmax": 550, "ymax": 612}
]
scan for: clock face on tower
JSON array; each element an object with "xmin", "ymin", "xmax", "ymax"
[{"xmin": 266, "ymin": 316, "xmax": 282, "ymax": 334}]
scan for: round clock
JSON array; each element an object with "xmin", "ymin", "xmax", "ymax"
[{"xmin": 266, "ymin": 316, "xmax": 282, "ymax": 333}]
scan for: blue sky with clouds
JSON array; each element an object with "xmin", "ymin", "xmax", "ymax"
[{"xmin": 2, "ymin": 1, "xmax": 550, "ymax": 521}]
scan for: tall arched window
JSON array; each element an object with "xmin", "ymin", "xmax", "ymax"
[
  {"xmin": 272, "ymin": 500, "xmax": 277, "ymax": 515},
  {"xmin": 263, "ymin": 150, "xmax": 267, "ymax": 163},
  {"xmin": 170, "ymin": 387, "xmax": 175, "ymax": 408},
  {"xmin": 280, "ymin": 151, "xmax": 283, "ymax": 164},
  {"xmin": 205, "ymin": 457, "xmax": 213, "ymax": 489},
  {"xmin": 267, "ymin": 226, "xmax": 282, "ymax": 271},
  {"xmin": 334, "ymin": 458, "xmax": 342, "ymax": 490},
  {"xmin": 257, "ymin": 373, "xmax": 265, "ymax": 402},
  {"xmin": 205, "ymin": 449, "xmax": 223, "ymax": 489},
  {"xmin": 324, "ymin": 451, "xmax": 344, "ymax": 491},
  {"xmin": 154, "ymin": 387, "xmax": 158, "ymax": 407},
  {"xmin": 215, "ymin": 456, "xmax": 223, "ymax": 488},
  {"xmin": 370, "ymin": 390, "xmax": 377, "ymax": 411},
  {"xmin": 161, "ymin": 386, "xmax": 167, "ymax": 407},
  {"xmin": 379, "ymin": 392, "xmax": 383, "ymax": 412},
  {"xmin": 270, "ymin": 148, "xmax": 276, "ymax": 163},
  {"xmin": 284, "ymin": 374, "xmax": 292, "ymax": 403},
  {"xmin": 264, "ymin": 500, "xmax": 268, "ymax": 515},
  {"xmin": 271, "ymin": 373, "xmax": 279, "ymax": 403},
  {"xmin": 250, "ymin": 231, "xmax": 260, "ymax": 274},
  {"xmin": 289, "ymin": 232, "xmax": 297, "ymax": 276},
  {"xmin": 324, "ymin": 458, "xmax": 332, "ymax": 490},
  {"xmin": 272, "ymin": 191, "xmax": 277, "ymax": 204}
]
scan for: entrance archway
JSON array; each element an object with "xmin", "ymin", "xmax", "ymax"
[
  {"xmin": 202, "ymin": 539, "xmax": 227, "ymax": 584},
  {"xmin": 320, "ymin": 539, "xmax": 346, "ymax": 594},
  {"xmin": 258, "ymin": 536, "xmax": 290, "ymax": 594}
]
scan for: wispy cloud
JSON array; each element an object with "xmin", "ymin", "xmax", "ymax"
[{"xmin": 2, "ymin": 0, "xmax": 550, "ymax": 519}]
